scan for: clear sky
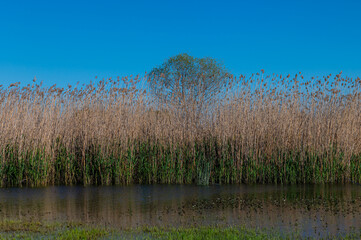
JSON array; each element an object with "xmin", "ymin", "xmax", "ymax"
[{"xmin": 1, "ymin": 0, "xmax": 360, "ymax": 87}]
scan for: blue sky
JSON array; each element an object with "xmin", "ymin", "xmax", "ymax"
[{"xmin": 0, "ymin": 0, "xmax": 360, "ymax": 87}]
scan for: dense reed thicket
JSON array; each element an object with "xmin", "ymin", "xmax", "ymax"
[{"xmin": 0, "ymin": 72, "xmax": 360, "ymax": 186}]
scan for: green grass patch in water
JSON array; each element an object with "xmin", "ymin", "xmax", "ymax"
[
  {"xmin": 0, "ymin": 220, "xmax": 361, "ymax": 239},
  {"xmin": 0, "ymin": 220, "xmax": 110, "ymax": 240}
]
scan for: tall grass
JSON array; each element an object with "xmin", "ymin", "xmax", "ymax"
[{"xmin": 0, "ymin": 72, "xmax": 360, "ymax": 186}]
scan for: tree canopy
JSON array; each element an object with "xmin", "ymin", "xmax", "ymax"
[{"xmin": 148, "ymin": 53, "xmax": 232, "ymax": 107}]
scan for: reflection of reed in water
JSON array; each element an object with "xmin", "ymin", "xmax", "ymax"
[{"xmin": 0, "ymin": 185, "xmax": 360, "ymax": 237}]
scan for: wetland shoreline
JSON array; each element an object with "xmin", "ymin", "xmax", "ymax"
[
  {"xmin": 0, "ymin": 184, "xmax": 360, "ymax": 239},
  {"xmin": 0, "ymin": 219, "xmax": 360, "ymax": 239}
]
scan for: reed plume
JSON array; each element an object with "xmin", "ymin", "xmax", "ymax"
[{"xmin": 0, "ymin": 72, "xmax": 360, "ymax": 186}]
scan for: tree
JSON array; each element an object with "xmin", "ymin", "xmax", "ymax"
[{"xmin": 148, "ymin": 53, "xmax": 232, "ymax": 108}]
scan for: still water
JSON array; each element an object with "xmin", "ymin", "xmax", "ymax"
[{"xmin": 0, "ymin": 184, "xmax": 360, "ymax": 238}]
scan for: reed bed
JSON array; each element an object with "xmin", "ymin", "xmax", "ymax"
[{"xmin": 0, "ymin": 72, "xmax": 360, "ymax": 186}]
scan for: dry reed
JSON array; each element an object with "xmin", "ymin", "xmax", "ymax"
[{"xmin": 0, "ymin": 72, "xmax": 360, "ymax": 186}]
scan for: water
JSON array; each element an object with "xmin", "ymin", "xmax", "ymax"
[{"xmin": 0, "ymin": 184, "xmax": 360, "ymax": 238}]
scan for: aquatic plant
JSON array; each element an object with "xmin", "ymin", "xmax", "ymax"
[{"xmin": 0, "ymin": 72, "xmax": 360, "ymax": 186}]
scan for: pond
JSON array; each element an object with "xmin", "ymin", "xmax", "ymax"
[{"xmin": 0, "ymin": 184, "xmax": 360, "ymax": 238}]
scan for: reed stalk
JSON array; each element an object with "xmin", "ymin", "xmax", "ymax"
[{"xmin": 0, "ymin": 73, "xmax": 360, "ymax": 186}]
